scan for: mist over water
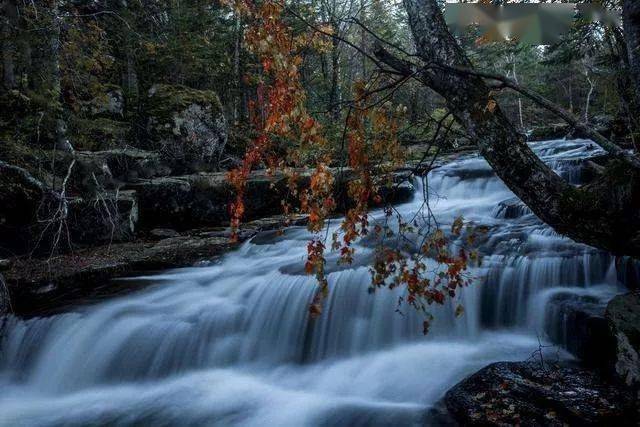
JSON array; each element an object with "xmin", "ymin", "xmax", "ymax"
[{"xmin": 0, "ymin": 139, "xmax": 632, "ymax": 426}]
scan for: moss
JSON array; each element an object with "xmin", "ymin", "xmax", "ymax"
[
  {"xmin": 144, "ymin": 84, "xmax": 223, "ymax": 123},
  {"xmin": 69, "ymin": 117, "xmax": 130, "ymax": 151}
]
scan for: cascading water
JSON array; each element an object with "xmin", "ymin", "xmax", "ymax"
[{"xmin": 0, "ymin": 139, "xmax": 634, "ymax": 426}]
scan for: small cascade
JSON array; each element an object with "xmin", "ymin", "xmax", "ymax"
[{"xmin": 0, "ymin": 139, "xmax": 634, "ymax": 426}]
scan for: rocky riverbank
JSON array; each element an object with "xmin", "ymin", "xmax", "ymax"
[
  {"xmin": 0, "ymin": 140, "xmax": 426, "ymax": 317},
  {"xmin": 0, "ymin": 153, "xmax": 415, "ymax": 317},
  {"xmin": 1, "ymin": 214, "xmax": 308, "ymax": 317}
]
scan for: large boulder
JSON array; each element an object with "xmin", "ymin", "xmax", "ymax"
[
  {"xmin": 606, "ymin": 292, "xmax": 640, "ymax": 387},
  {"xmin": 144, "ymin": 84, "xmax": 227, "ymax": 172},
  {"xmin": 445, "ymin": 361, "xmax": 637, "ymax": 426}
]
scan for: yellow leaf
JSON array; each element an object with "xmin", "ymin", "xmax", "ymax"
[{"xmin": 485, "ymin": 99, "xmax": 497, "ymax": 113}]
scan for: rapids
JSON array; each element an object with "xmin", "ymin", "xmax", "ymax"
[{"xmin": 0, "ymin": 139, "xmax": 634, "ymax": 426}]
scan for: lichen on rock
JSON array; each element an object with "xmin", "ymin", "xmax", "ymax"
[{"xmin": 143, "ymin": 84, "xmax": 227, "ymax": 172}]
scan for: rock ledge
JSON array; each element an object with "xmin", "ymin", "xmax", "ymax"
[{"xmin": 444, "ymin": 361, "xmax": 637, "ymax": 426}]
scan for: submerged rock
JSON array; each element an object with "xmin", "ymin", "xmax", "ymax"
[
  {"xmin": 444, "ymin": 361, "xmax": 637, "ymax": 426},
  {"xmin": 606, "ymin": 292, "xmax": 640, "ymax": 387},
  {"xmin": 144, "ymin": 84, "xmax": 227, "ymax": 171}
]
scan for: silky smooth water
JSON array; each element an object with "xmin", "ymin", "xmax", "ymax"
[{"xmin": 0, "ymin": 139, "xmax": 631, "ymax": 426}]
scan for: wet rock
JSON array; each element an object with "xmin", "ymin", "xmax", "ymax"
[
  {"xmin": 545, "ymin": 292, "xmax": 616, "ymax": 371},
  {"xmin": 444, "ymin": 361, "xmax": 637, "ymax": 426},
  {"xmin": 144, "ymin": 84, "xmax": 227, "ymax": 171},
  {"xmin": 606, "ymin": 292, "xmax": 640, "ymax": 387}
]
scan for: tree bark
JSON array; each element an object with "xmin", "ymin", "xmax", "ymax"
[
  {"xmin": 393, "ymin": 0, "xmax": 640, "ymax": 257},
  {"xmin": 29, "ymin": 0, "xmax": 67, "ymax": 148},
  {"xmin": 623, "ymin": 0, "xmax": 640, "ymax": 115},
  {"xmin": 328, "ymin": 35, "xmax": 341, "ymax": 120},
  {"xmin": 232, "ymin": 9, "xmax": 242, "ymax": 125},
  {"xmin": 1, "ymin": 0, "xmax": 18, "ymax": 90},
  {"xmin": 509, "ymin": 55, "xmax": 523, "ymax": 130}
]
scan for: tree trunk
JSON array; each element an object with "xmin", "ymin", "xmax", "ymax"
[
  {"xmin": 623, "ymin": 0, "xmax": 640, "ymax": 114},
  {"xmin": 584, "ymin": 73, "xmax": 594, "ymax": 124},
  {"xmin": 30, "ymin": 0, "xmax": 67, "ymax": 148},
  {"xmin": 1, "ymin": 0, "xmax": 18, "ymax": 90},
  {"xmin": 328, "ymin": 36, "xmax": 341, "ymax": 120},
  {"xmin": 232, "ymin": 10, "xmax": 242, "ymax": 125},
  {"xmin": 124, "ymin": 51, "xmax": 138, "ymax": 102},
  {"xmin": 509, "ymin": 56, "xmax": 524, "ymax": 130},
  {"xmin": 396, "ymin": 0, "xmax": 640, "ymax": 257}
]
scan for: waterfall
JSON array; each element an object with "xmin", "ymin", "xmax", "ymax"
[{"xmin": 0, "ymin": 139, "xmax": 632, "ymax": 426}]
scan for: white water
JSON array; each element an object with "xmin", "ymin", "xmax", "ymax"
[{"xmin": 0, "ymin": 139, "xmax": 634, "ymax": 426}]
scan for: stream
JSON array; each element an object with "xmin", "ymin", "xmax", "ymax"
[{"xmin": 0, "ymin": 139, "xmax": 632, "ymax": 426}]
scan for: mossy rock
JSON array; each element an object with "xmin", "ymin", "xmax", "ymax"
[
  {"xmin": 68, "ymin": 117, "xmax": 130, "ymax": 151},
  {"xmin": 144, "ymin": 84, "xmax": 223, "ymax": 119},
  {"xmin": 143, "ymin": 84, "xmax": 227, "ymax": 171}
]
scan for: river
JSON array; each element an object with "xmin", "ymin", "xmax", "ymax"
[{"xmin": 0, "ymin": 139, "xmax": 632, "ymax": 426}]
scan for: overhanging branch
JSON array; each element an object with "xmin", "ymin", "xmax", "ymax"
[{"xmin": 372, "ymin": 46, "xmax": 640, "ymax": 169}]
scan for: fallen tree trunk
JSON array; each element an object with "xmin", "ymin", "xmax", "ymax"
[{"xmin": 382, "ymin": 0, "xmax": 640, "ymax": 258}]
